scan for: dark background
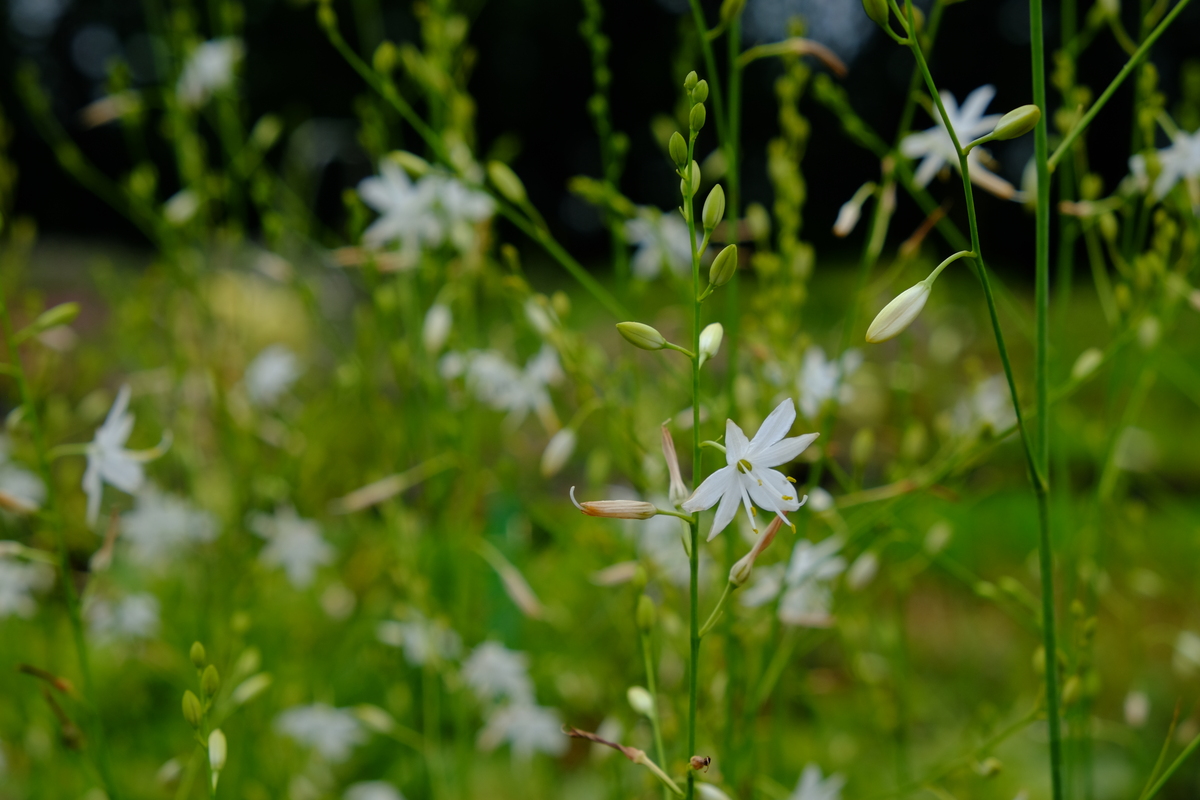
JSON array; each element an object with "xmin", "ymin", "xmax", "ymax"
[{"xmin": 3, "ymin": 0, "xmax": 1199, "ymax": 278}]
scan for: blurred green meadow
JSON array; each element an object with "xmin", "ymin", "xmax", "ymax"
[{"xmin": 2, "ymin": 1, "xmax": 1200, "ymax": 800}]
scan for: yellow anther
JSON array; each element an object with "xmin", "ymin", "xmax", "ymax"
[
  {"xmin": 786, "ymin": 476, "xmax": 796, "ymax": 483},
  {"xmin": 750, "ymin": 508, "xmax": 757, "ymax": 516},
  {"xmin": 737, "ymin": 459, "xmax": 753, "ymax": 474},
  {"xmin": 783, "ymin": 495, "xmax": 794, "ymax": 501}
]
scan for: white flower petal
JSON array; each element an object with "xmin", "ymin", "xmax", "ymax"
[
  {"xmin": 682, "ymin": 466, "xmax": 735, "ymax": 513},
  {"xmin": 748, "ymin": 398, "xmax": 796, "ymax": 455}
]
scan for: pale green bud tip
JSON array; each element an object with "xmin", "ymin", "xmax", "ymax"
[
  {"xmin": 636, "ymin": 595, "xmax": 656, "ymax": 633},
  {"xmin": 992, "ymin": 104, "xmax": 1041, "ymax": 140},
  {"xmin": 709, "ymin": 244, "xmax": 738, "ymax": 288},
  {"xmin": 208, "ymin": 730, "xmax": 227, "ymax": 773},
  {"xmin": 201, "ymin": 664, "xmax": 221, "ymax": 698},
  {"xmin": 372, "ymin": 41, "xmax": 397, "ymax": 74},
  {"xmin": 391, "ymin": 150, "xmax": 429, "ymax": 177},
  {"xmin": 689, "ymin": 103, "xmax": 706, "ymax": 132},
  {"xmin": 865, "ymin": 282, "xmax": 931, "ymax": 343},
  {"xmin": 720, "ymin": 0, "xmax": 748, "ymax": 24},
  {"xmin": 691, "ymin": 80, "xmax": 709, "ymax": 104},
  {"xmin": 182, "ymin": 690, "xmax": 204, "ymax": 728},
  {"xmin": 862, "ymin": 0, "xmax": 889, "ymax": 26},
  {"xmin": 571, "ymin": 487, "xmax": 658, "ymax": 520},
  {"xmin": 616, "ymin": 321, "xmax": 667, "ymax": 350},
  {"xmin": 487, "ymin": 161, "xmax": 527, "ymax": 204},
  {"xmin": 190, "ymin": 642, "xmax": 207, "ymax": 669},
  {"xmin": 668, "ymin": 131, "xmax": 688, "ymax": 168},
  {"xmin": 702, "ymin": 185, "xmax": 725, "ymax": 231},
  {"xmin": 698, "ymin": 323, "xmax": 724, "ymax": 365},
  {"xmin": 627, "ymin": 686, "xmax": 655, "ymax": 717},
  {"xmin": 684, "ymin": 71, "xmax": 698, "ymax": 92},
  {"xmin": 32, "ymin": 302, "xmax": 81, "ymax": 332}
]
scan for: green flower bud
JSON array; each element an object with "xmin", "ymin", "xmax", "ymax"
[
  {"xmin": 201, "ymin": 665, "xmax": 221, "ymax": 698},
  {"xmin": 391, "ymin": 150, "xmax": 429, "ymax": 177},
  {"xmin": 680, "ymin": 160, "xmax": 701, "ymax": 197},
  {"xmin": 668, "ymin": 131, "xmax": 688, "ymax": 168},
  {"xmin": 488, "ymin": 161, "xmax": 527, "ymax": 204},
  {"xmin": 702, "ymin": 184, "xmax": 725, "ymax": 231},
  {"xmin": 865, "ymin": 282, "xmax": 931, "ymax": 343},
  {"xmin": 182, "ymin": 690, "xmax": 204, "ymax": 729},
  {"xmin": 862, "ymin": 0, "xmax": 889, "ymax": 25},
  {"xmin": 636, "ymin": 595, "xmax": 656, "ymax": 633},
  {"xmin": 708, "ymin": 244, "xmax": 738, "ymax": 287},
  {"xmin": 190, "ymin": 642, "xmax": 207, "ymax": 669},
  {"xmin": 616, "ymin": 321, "xmax": 667, "ymax": 351},
  {"xmin": 691, "ymin": 80, "xmax": 709, "ymax": 104},
  {"xmin": 372, "ymin": 41, "xmax": 397, "ymax": 74},
  {"xmin": 684, "ymin": 71, "xmax": 698, "ymax": 92},
  {"xmin": 689, "ymin": 103, "xmax": 707, "ymax": 132},
  {"xmin": 15, "ymin": 302, "xmax": 80, "ymax": 343},
  {"xmin": 992, "ymin": 104, "xmax": 1041, "ymax": 140}
]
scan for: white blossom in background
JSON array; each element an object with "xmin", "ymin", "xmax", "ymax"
[
  {"xmin": 177, "ymin": 38, "xmax": 243, "ymax": 107},
  {"xmin": 250, "ymin": 507, "xmax": 334, "ymax": 589},
  {"xmin": 846, "ymin": 550, "xmax": 879, "ymax": 590},
  {"xmin": 634, "ymin": 497, "xmax": 712, "ymax": 588},
  {"xmin": 477, "ymin": 703, "xmax": 568, "ymax": 759},
  {"xmin": 275, "ymin": 704, "xmax": 366, "ymax": 763},
  {"xmin": 540, "ymin": 428, "xmax": 576, "ymax": 477},
  {"xmin": 442, "ymin": 345, "xmax": 562, "ymax": 425},
  {"xmin": 422, "ymin": 304, "xmax": 453, "ymax": 353},
  {"xmin": 1129, "ymin": 129, "xmax": 1200, "ymax": 204},
  {"xmin": 86, "ymin": 593, "xmax": 160, "ymax": 644},
  {"xmin": 358, "ymin": 162, "xmax": 494, "ymax": 255},
  {"xmin": 798, "ymin": 346, "xmax": 863, "ymax": 419},
  {"xmin": 0, "ymin": 438, "xmax": 45, "ymax": 512},
  {"xmin": 163, "ymin": 190, "xmax": 200, "ymax": 225},
  {"xmin": 741, "ymin": 536, "xmax": 846, "ymax": 628},
  {"xmin": 121, "ymin": 486, "xmax": 218, "ymax": 568},
  {"xmin": 376, "ymin": 611, "xmax": 462, "ymax": 666},
  {"xmin": 1124, "ymin": 690, "xmax": 1150, "ymax": 728},
  {"xmin": 84, "ymin": 385, "xmax": 150, "ymax": 526},
  {"xmin": 951, "ymin": 375, "xmax": 1017, "ymax": 435},
  {"xmin": 697, "ymin": 785, "xmax": 735, "ymax": 800},
  {"xmin": 682, "ymin": 398, "xmax": 818, "ymax": 540},
  {"xmin": 0, "ymin": 556, "xmax": 54, "ymax": 618},
  {"xmin": 900, "ymin": 85, "xmax": 1018, "ymax": 200},
  {"xmin": 244, "ymin": 344, "xmax": 301, "ymax": 407},
  {"xmin": 625, "ymin": 208, "xmax": 696, "ymax": 279},
  {"xmin": 1173, "ymin": 631, "xmax": 1200, "ymax": 677},
  {"xmin": 790, "ymin": 763, "xmax": 845, "ymax": 800},
  {"xmin": 462, "ymin": 641, "xmax": 534, "ymax": 704},
  {"xmin": 345, "ymin": 782, "xmax": 406, "ymax": 800}
]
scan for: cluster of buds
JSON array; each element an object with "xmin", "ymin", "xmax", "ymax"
[{"xmin": 183, "ymin": 641, "xmax": 228, "ymax": 791}]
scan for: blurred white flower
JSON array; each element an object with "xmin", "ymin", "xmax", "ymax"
[
  {"xmin": 358, "ymin": 162, "xmax": 493, "ymax": 255},
  {"xmin": 0, "ymin": 438, "xmax": 45, "ymax": 512},
  {"xmin": 540, "ymin": 429, "xmax": 576, "ymax": 477},
  {"xmin": 1128, "ymin": 129, "xmax": 1200, "ymax": 204},
  {"xmin": 121, "ymin": 486, "xmax": 217, "ymax": 568},
  {"xmin": 462, "ymin": 641, "xmax": 534, "ymax": 704},
  {"xmin": 798, "ymin": 346, "xmax": 863, "ymax": 419},
  {"xmin": 740, "ymin": 563, "xmax": 787, "ymax": 608},
  {"xmin": 1114, "ymin": 427, "xmax": 1159, "ymax": 473},
  {"xmin": 87, "ymin": 593, "xmax": 160, "ymax": 644},
  {"xmin": 250, "ymin": 507, "xmax": 334, "ymax": 589},
  {"xmin": 807, "ymin": 487, "xmax": 834, "ymax": 513},
  {"xmin": 244, "ymin": 345, "xmax": 301, "ymax": 407},
  {"xmin": 790, "ymin": 763, "xmax": 845, "ymax": 800},
  {"xmin": 951, "ymin": 375, "xmax": 1016, "ymax": 435},
  {"xmin": 445, "ymin": 345, "xmax": 562, "ymax": 425},
  {"xmin": 477, "ymin": 703, "xmax": 568, "ymax": 759},
  {"xmin": 637, "ymin": 500, "xmax": 707, "ymax": 588},
  {"xmin": 1173, "ymin": 631, "xmax": 1200, "ymax": 677},
  {"xmin": 177, "ymin": 38, "xmax": 243, "ymax": 107},
  {"xmin": 697, "ymin": 785, "xmax": 734, "ymax": 800},
  {"xmin": 376, "ymin": 611, "xmax": 463, "ymax": 666},
  {"xmin": 345, "ymin": 782, "xmax": 406, "ymax": 800},
  {"xmin": 84, "ymin": 385, "xmax": 151, "ymax": 526},
  {"xmin": 625, "ymin": 208, "xmax": 696, "ymax": 279},
  {"xmin": 741, "ymin": 536, "xmax": 846, "ymax": 628},
  {"xmin": 682, "ymin": 398, "xmax": 818, "ymax": 540},
  {"xmin": 846, "ymin": 550, "xmax": 879, "ymax": 590},
  {"xmin": 1124, "ymin": 690, "xmax": 1150, "ymax": 728},
  {"xmin": 275, "ymin": 704, "xmax": 366, "ymax": 763},
  {"xmin": 422, "ymin": 304, "xmax": 453, "ymax": 353},
  {"xmin": 900, "ymin": 85, "xmax": 1017, "ymax": 200},
  {"xmin": 164, "ymin": 190, "xmax": 201, "ymax": 225},
  {"xmin": 0, "ymin": 556, "xmax": 54, "ymax": 619}
]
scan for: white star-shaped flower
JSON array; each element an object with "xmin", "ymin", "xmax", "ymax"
[
  {"xmin": 275, "ymin": 703, "xmax": 366, "ymax": 763},
  {"xmin": 1129, "ymin": 129, "xmax": 1200, "ymax": 205},
  {"xmin": 176, "ymin": 38, "xmax": 243, "ymax": 108},
  {"xmin": 358, "ymin": 160, "xmax": 446, "ymax": 252},
  {"xmin": 682, "ymin": 398, "xmax": 818, "ymax": 540},
  {"xmin": 250, "ymin": 507, "xmax": 334, "ymax": 589},
  {"xmin": 624, "ymin": 208, "xmax": 696, "ymax": 280},
  {"xmin": 790, "ymin": 763, "xmax": 845, "ymax": 800},
  {"xmin": 83, "ymin": 385, "xmax": 159, "ymax": 526},
  {"xmin": 797, "ymin": 346, "xmax": 863, "ymax": 419},
  {"xmin": 900, "ymin": 85, "xmax": 1017, "ymax": 200}
]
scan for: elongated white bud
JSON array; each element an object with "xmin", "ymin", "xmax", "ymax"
[
  {"xmin": 865, "ymin": 282, "xmax": 931, "ymax": 343},
  {"xmin": 617, "ymin": 321, "xmax": 667, "ymax": 351},
  {"xmin": 833, "ymin": 182, "xmax": 876, "ymax": 238},
  {"xmin": 661, "ymin": 424, "xmax": 688, "ymax": 507},
  {"xmin": 208, "ymin": 729, "xmax": 227, "ymax": 789},
  {"xmin": 698, "ymin": 322, "xmax": 723, "ymax": 368},
  {"xmin": 422, "ymin": 304, "xmax": 452, "ymax": 353},
  {"xmin": 540, "ymin": 429, "xmax": 576, "ymax": 477},
  {"xmin": 627, "ymin": 686, "xmax": 655, "ymax": 717},
  {"xmin": 571, "ymin": 487, "xmax": 657, "ymax": 520}
]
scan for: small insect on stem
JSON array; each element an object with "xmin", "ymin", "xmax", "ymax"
[{"xmin": 690, "ymin": 755, "xmax": 712, "ymax": 773}]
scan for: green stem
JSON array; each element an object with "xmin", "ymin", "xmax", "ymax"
[
  {"xmin": 0, "ymin": 292, "xmax": 119, "ymax": 798},
  {"xmin": 685, "ymin": 0, "xmax": 728, "ymax": 147},
  {"xmin": 1141, "ymin": 730, "xmax": 1200, "ymax": 799},
  {"xmin": 685, "ymin": 117, "xmax": 703, "ymax": 800},
  {"xmin": 698, "ymin": 582, "xmax": 734, "ymax": 638},
  {"xmin": 1047, "ymin": 0, "xmax": 1195, "ymax": 170},
  {"xmin": 640, "ymin": 631, "xmax": 671, "ymax": 800}
]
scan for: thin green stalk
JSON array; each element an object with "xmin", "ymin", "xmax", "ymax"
[
  {"xmin": 0, "ymin": 294, "xmax": 119, "ymax": 799},
  {"xmin": 685, "ymin": 125, "xmax": 703, "ymax": 800},
  {"xmin": 685, "ymin": 0, "xmax": 728, "ymax": 147},
  {"xmin": 1141, "ymin": 730, "xmax": 1200, "ymax": 800},
  {"xmin": 641, "ymin": 632, "xmax": 671, "ymax": 800},
  {"xmin": 1048, "ymin": 0, "xmax": 1195, "ymax": 170},
  {"xmin": 724, "ymin": 21, "xmax": 743, "ymax": 406}
]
